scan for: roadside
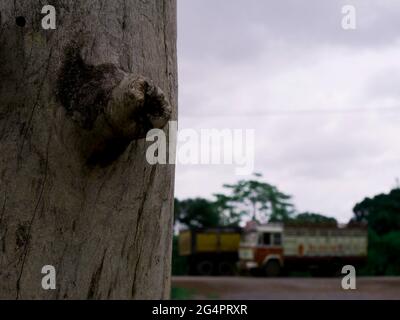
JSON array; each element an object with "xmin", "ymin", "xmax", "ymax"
[{"xmin": 171, "ymin": 276, "xmax": 400, "ymax": 300}]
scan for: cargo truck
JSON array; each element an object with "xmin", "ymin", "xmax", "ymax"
[
  {"xmin": 238, "ymin": 223, "xmax": 368, "ymax": 276},
  {"xmin": 178, "ymin": 227, "xmax": 242, "ymax": 276}
]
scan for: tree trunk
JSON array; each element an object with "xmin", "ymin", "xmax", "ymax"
[{"xmin": 0, "ymin": 0, "xmax": 177, "ymax": 299}]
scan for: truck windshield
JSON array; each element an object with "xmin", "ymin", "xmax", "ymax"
[{"xmin": 242, "ymin": 232, "xmax": 258, "ymax": 245}]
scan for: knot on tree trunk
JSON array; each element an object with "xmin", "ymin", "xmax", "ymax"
[
  {"xmin": 105, "ymin": 75, "xmax": 172, "ymax": 140},
  {"xmin": 56, "ymin": 44, "xmax": 171, "ymax": 166}
]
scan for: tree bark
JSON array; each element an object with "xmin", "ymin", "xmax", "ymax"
[{"xmin": 0, "ymin": 0, "xmax": 177, "ymax": 299}]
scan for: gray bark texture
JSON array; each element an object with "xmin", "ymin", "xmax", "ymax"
[{"xmin": 0, "ymin": 0, "xmax": 177, "ymax": 299}]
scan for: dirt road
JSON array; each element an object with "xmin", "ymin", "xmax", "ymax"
[{"xmin": 172, "ymin": 277, "xmax": 400, "ymax": 300}]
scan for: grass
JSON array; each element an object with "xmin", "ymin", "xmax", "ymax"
[
  {"xmin": 171, "ymin": 287, "xmax": 196, "ymax": 300},
  {"xmin": 171, "ymin": 287, "xmax": 221, "ymax": 300}
]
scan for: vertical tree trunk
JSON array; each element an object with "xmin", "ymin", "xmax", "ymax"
[{"xmin": 0, "ymin": 0, "xmax": 177, "ymax": 299}]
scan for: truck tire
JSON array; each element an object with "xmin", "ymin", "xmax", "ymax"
[
  {"xmin": 310, "ymin": 266, "xmax": 323, "ymax": 277},
  {"xmin": 218, "ymin": 261, "xmax": 236, "ymax": 276},
  {"xmin": 264, "ymin": 260, "xmax": 281, "ymax": 277},
  {"xmin": 330, "ymin": 259, "xmax": 343, "ymax": 277},
  {"xmin": 197, "ymin": 260, "xmax": 214, "ymax": 276}
]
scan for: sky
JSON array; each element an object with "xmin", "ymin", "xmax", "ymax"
[{"xmin": 175, "ymin": 0, "xmax": 400, "ymax": 222}]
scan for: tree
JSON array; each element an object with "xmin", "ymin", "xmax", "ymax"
[
  {"xmin": 352, "ymin": 188, "xmax": 400, "ymax": 275},
  {"xmin": 174, "ymin": 198, "xmax": 220, "ymax": 229},
  {"xmin": 289, "ymin": 212, "xmax": 338, "ymax": 226},
  {"xmin": 213, "ymin": 193, "xmax": 242, "ymax": 227},
  {"xmin": 0, "ymin": 1, "xmax": 177, "ymax": 299},
  {"xmin": 219, "ymin": 174, "xmax": 295, "ymax": 224},
  {"xmin": 352, "ymin": 188, "xmax": 400, "ymax": 235},
  {"xmin": 366, "ymin": 230, "xmax": 400, "ymax": 275}
]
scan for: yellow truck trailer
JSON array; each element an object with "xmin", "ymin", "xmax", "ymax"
[{"xmin": 178, "ymin": 227, "xmax": 242, "ymax": 276}]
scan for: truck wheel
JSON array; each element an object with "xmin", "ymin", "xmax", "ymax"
[
  {"xmin": 264, "ymin": 260, "xmax": 281, "ymax": 277},
  {"xmin": 310, "ymin": 266, "xmax": 323, "ymax": 277},
  {"xmin": 330, "ymin": 259, "xmax": 343, "ymax": 277},
  {"xmin": 218, "ymin": 261, "xmax": 236, "ymax": 276},
  {"xmin": 197, "ymin": 260, "xmax": 214, "ymax": 276}
]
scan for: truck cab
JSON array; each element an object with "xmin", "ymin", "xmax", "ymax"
[{"xmin": 238, "ymin": 224, "xmax": 284, "ymax": 276}]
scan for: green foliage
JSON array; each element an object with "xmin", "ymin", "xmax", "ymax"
[
  {"xmin": 352, "ymin": 188, "xmax": 400, "ymax": 235},
  {"xmin": 215, "ymin": 173, "xmax": 295, "ymax": 224},
  {"xmin": 171, "ymin": 287, "xmax": 196, "ymax": 300},
  {"xmin": 352, "ymin": 188, "xmax": 400, "ymax": 275},
  {"xmin": 363, "ymin": 230, "xmax": 400, "ymax": 276},
  {"xmin": 171, "ymin": 235, "xmax": 188, "ymax": 276},
  {"xmin": 174, "ymin": 198, "xmax": 220, "ymax": 229},
  {"xmin": 174, "ymin": 174, "xmax": 295, "ymax": 227},
  {"xmin": 290, "ymin": 212, "xmax": 338, "ymax": 226},
  {"xmin": 213, "ymin": 193, "xmax": 242, "ymax": 227}
]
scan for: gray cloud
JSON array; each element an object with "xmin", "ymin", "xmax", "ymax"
[{"xmin": 179, "ymin": 0, "xmax": 400, "ymax": 62}]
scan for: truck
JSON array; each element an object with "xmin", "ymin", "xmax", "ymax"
[
  {"xmin": 178, "ymin": 227, "xmax": 242, "ymax": 276},
  {"xmin": 238, "ymin": 223, "xmax": 368, "ymax": 276}
]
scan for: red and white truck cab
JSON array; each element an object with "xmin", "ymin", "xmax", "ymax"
[
  {"xmin": 238, "ymin": 223, "xmax": 368, "ymax": 277},
  {"xmin": 239, "ymin": 223, "xmax": 284, "ymax": 276}
]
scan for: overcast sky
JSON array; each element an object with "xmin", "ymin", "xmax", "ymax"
[{"xmin": 175, "ymin": 0, "xmax": 400, "ymax": 222}]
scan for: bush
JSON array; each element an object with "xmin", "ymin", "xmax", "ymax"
[
  {"xmin": 363, "ymin": 230, "xmax": 400, "ymax": 276},
  {"xmin": 171, "ymin": 235, "xmax": 188, "ymax": 276}
]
